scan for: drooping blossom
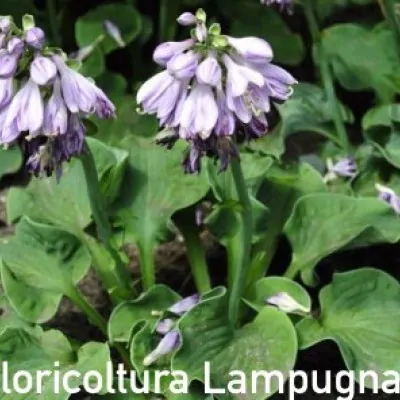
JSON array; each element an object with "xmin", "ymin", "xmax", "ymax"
[
  {"xmin": 266, "ymin": 292, "xmax": 311, "ymax": 314},
  {"xmin": 103, "ymin": 20, "xmax": 125, "ymax": 48},
  {"xmin": 168, "ymin": 294, "xmax": 200, "ymax": 315},
  {"xmin": 376, "ymin": 183, "xmax": 400, "ymax": 215},
  {"xmin": 143, "ymin": 330, "xmax": 181, "ymax": 366},
  {"xmin": 137, "ymin": 8, "xmax": 297, "ymax": 173},
  {"xmin": 261, "ymin": 0, "xmax": 294, "ymax": 13},
  {"xmin": 0, "ymin": 15, "xmax": 115, "ymax": 179},
  {"xmin": 324, "ymin": 157, "xmax": 357, "ymax": 183}
]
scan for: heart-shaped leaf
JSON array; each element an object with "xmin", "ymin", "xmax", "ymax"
[
  {"xmin": 284, "ymin": 193, "xmax": 400, "ymax": 279},
  {"xmin": 297, "ymin": 268, "xmax": 400, "ymax": 387},
  {"xmin": 0, "ymin": 328, "xmax": 111, "ymax": 399},
  {"xmin": 0, "ymin": 146, "xmax": 22, "ymax": 180},
  {"xmin": 0, "ymin": 218, "xmax": 91, "ymax": 323}
]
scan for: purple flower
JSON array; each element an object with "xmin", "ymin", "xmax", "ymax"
[
  {"xmin": 25, "ymin": 27, "xmax": 45, "ymax": 49},
  {"xmin": 0, "ymin": 17, "xmax": 11, "ymax": 34},
  {"xmin": 196, "ymin": 53, "xmax": 222, "ymax": 86},
  {"xmin": 143, "ymin": 330, "xmax": 180, "ymax": 366},
  {"xmin": 226, "ymin": 36, "xmax": 273, "ymax": 64},
  {"xmin": 7, "ymin": 38, "xmax": 24, "ymax": 56},
  {"xmin": 53, "ymin": 55, "xmax": 115, "ymax": 117},
  {"xmin": 324, "ymin": 157, "xmax": 357, "ymax": 183},
  {"xmin": 0, "ymin": 77, "xmax": 13, "ymax": 109},
  {"xmin": 137, "ymin": 8, "xmax": 297, "ymax": 173},
  {"xmin": 167, "ymin": 51, "xmax": 200, "ymax": 80},
  {"xmin": 156, "ymin": 319, "xmax": 174, "ymax": 335},
  {"xmin": 153, "ymin": 39, "xmax": 194, "ymax": 66},
  {"xmin": 43, "ymin": 79, "xmax": 68, "ymax": 136},
  {"xmin": 376, "ymin": 183, "xmax": 400, "ymax": 215},
  {"xmin": 261, "ymin": 0, "xmax": 294, "ymax": 13},
  {"xmin": 0, "ymin": 34, "xmax": 6, "ymax": 49},
  {"xmin": 0, "ymin": 52, "xmax": 19, "ymax": 78},
  {"xmin": 168, "ymin": 294, "xmax": 200, "ymax": 315},
  {"xmin": 177, "ymin": 12, "xmax": 197, "ymax": 26},
  {"xmin": 180, "ymin": 84, "xmax": 219, "ymax": 140},
  {"xmin": 103, "ymin": 20, "xmax": 125, "ymax": 47},
  {"xmin": 30, "ymin": 56, "xmax": 57, "ymax": 85},
  {"xmin": 4, "ymin": 79, "xmax": 44, "ymax": 138}
]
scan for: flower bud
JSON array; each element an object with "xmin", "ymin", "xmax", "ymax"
[
  {"xmin": 7, "ymin": 38, "xmax": 24, "ymax": 56},
  {"xmin": 195, "ymin": 23, "xmax": 207, "ymax": 43},
  {"xmin": 196, "ymin": 53, "xmax": 222, "ymax": 86},
  {"xmin": 143, "ymin": 330, "xmax": 180, "ymax": 366},
  {"xmin": 0, "ymin": 52, "xmax": 18, "ymax": 78},
  {"xmin": 25, "ymin": 27, "xmax": 45, "ymax": 49},
  {"xmin": 0, "ymin": 17, "xmax": 11, "ymax": 34},
  {"xmin": 30, "ymin": 56, "xmax": 57, "ymax": 85},
  {"xmin": 153, "ymin": 39, "xmax": 194, "ymax": 66},
  {"xmin": 156, "ymin": 319, "xmax": 174, "ymax": 335},
  {"xmin": 226, "ymin": 36, "xmax": 273, "ymax": 64},
  {"xmin": 177, "ymin": 12, "xmax": 197, "ymax": 26},
  {"xmin": 103, "ymin": 20, "xmax": 125, "ymax": 47},
  {"xmin": 167, "ymin": 51, "xmax": 199, "ymax": 80},
  {"xmin": 168, "ymin": 294, "xmax": 200, "ymax": 315},
  {"xmin": 266, "ymin": 292, "xmax": 310, "ymax": 314}
]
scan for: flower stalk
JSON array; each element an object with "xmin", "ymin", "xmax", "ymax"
[{"xmin": 303, "ymin": 0, "xmax": 350, "ymax": 152}]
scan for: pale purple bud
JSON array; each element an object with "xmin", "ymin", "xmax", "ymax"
[
  {"xmin": 25, "ymin": 27, "xmax": 45, "ymax": 49},
  {"xmin": 168, "ymin": 294, "xmax": 200, "ymax": 315},
  {"xmin": 0, "ymin": 17, "xmax": 11, "ymax": 34},
  {"xmin": 167, "ymin": 51, "xmax": 199, "ymax": 80},
  {"xmin": 223, "ymin": 54, "xmax": 264, "ymax": 98},
  {"xmin": 196, "ymin": 53, "xmax": 222, "ymax": 86},
  {"xmin": 153, "ymin": 39, "xmax": 194, "ymax": 66},
  {"xmin": 376, "ymin": 183, "xmax": 400, "ymax": 215},
  {"xmin": 103, "ymin": 20, "xmax": 125, "ymax": 47},
  {"xmin": 43, "ymin": 79, "xmax": 68, "ymax": 136},
  {"xmin": 195, "ymin": 23, "xmax": 207, "ymax": 43},
  {"xmin": 7, "ymin": 38, "xmax": 24, "ymax": 56},
  {"xmin": 266, "ymin": 292, "xmax": 310, "ymax": 314},
  {"xmin": 70, "ymin": 44, "xmax": 96, "ymax": 62},
  {"xmin": 177, "ymin": 12, "xmax": 197, "ymax": 26},
  {"xmin": 156, "ymin": 319, "xmax": 174, "ymax": 335},
  {"xmin": 324, "ymin": 157, "xmax": 357, "ymax": 183},
  {"xmin": 143, "ymin": 330, "xmax": 180, "ymax": 366},
  {"xmin": 0, "ymin": 52, "xmax": 18, "ymax": 78},
  {"xmin": 0, "ymin": 77, "xmax": 13, "ymax": 109},
  {"xmin": 30, "ymin": 56, "xmax": 57, "ymax": 85},
  {"xmin": 180, "ymin": 84, "xmax": 219, "ymax": 140},
  {"xmin": 226, "ymin": 36, "xmax": 273, "ymax": 64},
  {"xmin": 5, "ymin": 79, "xmax": 44, "ymax": 135}
]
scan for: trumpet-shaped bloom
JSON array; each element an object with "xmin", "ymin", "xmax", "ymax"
[{"xmin": 30, "ymin": 56, "xmax": 57, "ymax": 85}]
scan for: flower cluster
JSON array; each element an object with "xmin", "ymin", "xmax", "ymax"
[
  {"xmin": 0, "ymin": 15, "xmax": 115, "ymax": 179},
  {"xmin": 137, "ymin": 9, "xmax": 297, "ymax": 173},
  {"xmin": 143, "ymin": 294, "xmax": 200, "ymax": 366},
  {"xmin": 261, "ymin": 0, "xmax": 294, "ymax": 13}
]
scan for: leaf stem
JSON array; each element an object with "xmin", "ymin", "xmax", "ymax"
[
  {"xmin": 174, "ymin": 209, "xmax": 212, "ymax": 294},
  {"xmin": 46, "ymin": 0, "xmax": 62, "ymax": 46},
  {"xmin": 228, "ymin": 160, "xmax": 253, "ymax": 326},
  {"xmin": 80, "ymin": 144, "xmax": 132, "ymax": 301},
  {"xmin": 303, "ymin": 0, "xmax": 350, "ymax": 152},
  {"xmin": 137, "ymin": 240, "xmax": 155, "ymax": 290},
  {"xmin": 66, "ymin": 285, "xmax": 132, "ymax": 368}
]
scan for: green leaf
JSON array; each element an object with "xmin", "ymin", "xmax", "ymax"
[
  {"xmin": 277, "ymin": 83, "xmax": 353, "ymax": 141},
  {"xmin": 226, "ymin": 0, "xmax": 304, "ymax": 65},
  {"xmin": 316, "ymin": 0, "xmax": 374, "ymax": 20},
  {"xmin": 363, "ymin": 104, "xmax": 400, "ymax": 168},
  {"xmin": 108, "ymin": 285, "xmax": 181, "ymax": 343},
  {"xmin": 86, "ymin": 137, "xmax": 129, "ymax": 206},
  {"xmin": 0, "ymin": 328, "xmax": 111, "ymax": 399},
  {"xmin": 75, "ymin": 4, "xmax": 142, "ymax": 54},
  {"xmin": 115, "ymin": 137, "xmax": 210, "ymax": 248},
  {"xmin": 297, "ymin": 268, "xmax": 400, "ymax": 387},
  {"xmin": 79, "ymin": 45, "xmax": 105, "ymax": 78},
  {"xmin": 0, "ymin": 218, "xmax": 91, "ymax": 323},
  {"xmin": 246, "ymin": 277, "xmax": 311, "ymax": 315},
  {"xmin": 284, "ymin": 193, "xmax": 400, "ymax": 279},
  {"xmin": 6, "ymin": 159, "xmax": 91, "ymax": 236},
  {"xmin": 322, "ymin": 23, "xmax": 400, "ymax": 101},
  {"xmin": 174, "ymin": 288, "xmax": 297, "ymax": 399},
  {"xmin": 0, "ymin": 147, "xmax": 22, "ymax": 180},
  {"xmin": 96, "ymin": 72, "xmax": 128, "ymax": 102}
]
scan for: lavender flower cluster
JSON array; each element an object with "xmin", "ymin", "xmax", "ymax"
[
  {"xmin": 0, "ymin": 15, "xmax": 115, "ymax": 178},
  {"xmin": 137, "ymin": 9, "xmax": 297, "ymax": 173}
]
